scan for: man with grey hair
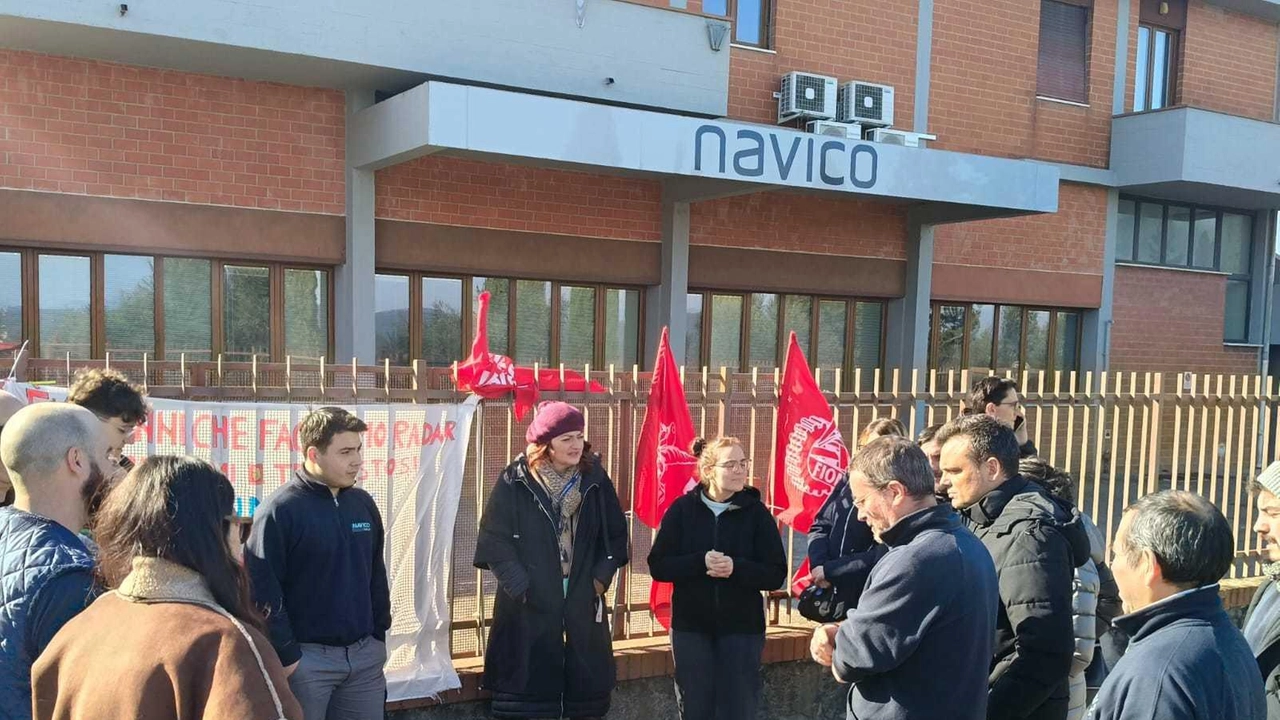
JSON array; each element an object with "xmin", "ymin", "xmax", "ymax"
[
  {"xmin": 810, "ymin": 436, "xmax": 998, "ymax": 719},
  {"xmin": 0, "ymin": 403, "xmax": 115, "ymax": 720},
  {"xmin": 1088, "ymin": 491, "xmax": 1263, "ymax": 719},
  {"xmin": 937, "ymin": 414, "xmax": 1091, "ymax": 720},
  {"xmin": 0, "ymin": 389, "xmax": 23, "ymax": 506},
  {"xmin": 1244, "ymin": 461, "xmax": 1280, "ymax": 719}
]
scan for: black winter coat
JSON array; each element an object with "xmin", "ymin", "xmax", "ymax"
[
  {"xmin": 473, "ymin": 455, "xmax": 629, "ymax": 720},
  {"xmin": 648, "ymin": 485, "xmax": 787, "ymax": 635},
  {"xmin": 807, "ymin": 476, "xmax": 886, "ymax": 609},
  {"xmin": 961, "ymin": 476, "xmax": 1092, "ymax": 720}
]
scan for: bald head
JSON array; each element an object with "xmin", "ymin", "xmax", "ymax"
[
  {"xmin": 0, "ymin": 390, "xmax": 26, "ymax": 493},
  {"xmin": 0, "ymin": 403, "xmax": 105, "ymax": 493}
]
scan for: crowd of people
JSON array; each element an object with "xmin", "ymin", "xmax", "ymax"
[{"xmin": 3, "ymin": 370, "xmax": 1280, "ymax": 720}]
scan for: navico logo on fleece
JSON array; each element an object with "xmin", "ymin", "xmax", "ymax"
[{"xmin": 351, "ymin": 522, "xmax": 373, "ymax": 533}]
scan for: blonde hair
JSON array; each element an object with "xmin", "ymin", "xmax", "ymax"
[
  {"xmin": 692, "ymin": 436, "xmax": 744, "ymax": 487},
  {"xmin": 858, "ymin": 417, "xmax": 907, "ymax": 447}
]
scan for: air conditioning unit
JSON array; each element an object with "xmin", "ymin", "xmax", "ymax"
[
  {"xmin": 865, "ymin": 127, "xmax": 936, "ymax": 148},
  {"xmin": 778, "ymin": 71, "xmax": 838, "ymax": 123},
  {"xmin": 806, "ymin": 120, "xmax": 862, "ymax": 138},
  {"xmin": 837, "ymin": 81, "xmax": 895, "ymax": 127}
]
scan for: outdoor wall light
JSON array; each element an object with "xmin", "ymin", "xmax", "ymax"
[{"xmin": 707, "ymin": 20, "xmax": 729, "ymax": 52}]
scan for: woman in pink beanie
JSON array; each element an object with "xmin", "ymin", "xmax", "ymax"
[{"xmin": 474, "ymin": 401, "xmax": 629, "ymax": 719}]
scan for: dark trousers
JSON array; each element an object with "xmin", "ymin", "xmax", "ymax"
[{"xmin": 671, "ymin": 630, "xmax": 766, "ymax": 720}]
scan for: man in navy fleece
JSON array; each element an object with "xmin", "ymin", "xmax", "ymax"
[
  {"xmin": 1087, "ymin": 491, "xmax": 1264, "ymax": 720},
  {"xmin": 810, "ymin": 436, "xmax": 998, "ymax": 720}
]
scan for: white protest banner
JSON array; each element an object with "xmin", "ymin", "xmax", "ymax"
[{"xmin": 2, "ymin": 380, "xmax": 477, "ymax": 702}]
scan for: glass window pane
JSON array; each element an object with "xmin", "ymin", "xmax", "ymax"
[
  {"xmin": 968, "ymin": 304, "xmax": 995, "ymax": 374},
  {"xmin": 162, "ymin": 259, "xmax": 211, "ymax": 361},
  {"xmin": 0, "ymin": 253, "xmax": 21, "ymax": 354},
  {"xmin": 997, "ymin": 306, "xmax": 1024, "ymax": 372},
  {"xmin": 853, "ymin": 302, "xmax": 883, "ymax": 390},
  {"xmin": 685, "ymin": 293, "xmax": 703, "ymax": 369},
  {"xmin": 709, "ymin": 295, "xmax": 743, "ymax": 370},
  {"xmin": 749, "ymin": 294, "xmax": 779, "ymax": 370},
  {"xmin": 1055, "ymin": 311, "xmax": 1080, "ymax": 372},
  {"xmin": 703, "ymin": 0, "xmax": 728, "ymax": 15},
  {"xmin": 735, "ymin": 0, "xmax": 762, "ymax": 44},
  {"xmin": 39, "ymin": 255, "xmax": 91, "ymax": 358},
  {"xmin": 784, "ymin": 295, "xmax": 812, "ymax": 355},
  {"xmin": 473, "ymin": 277, "xmax": 509, "ymax": 356},
  {"xmin": 422, "ymin": 277, "xmax": 463, "ymax": 367},
  {"xmin": 1134, "ymin": 27, "xmax": 1150, "ymax": 111},
  {"xmin": 1137, "ymin": 202, "xmax": 1163, "ymax": 263},
  {"xmin": 935, "ymin": 305, "xmax": 965, "ymax": 371},
  {"xmin": 1164, "ymin": 205, "xmax": 1190, "ymax": 266},
  {"xmin": 1220, "ymin": 213, "xmax": 1252, "ymax": 276},
  {"xmin": 1025, "ymin": 310, "xmax": 1050, "ymax": 371},
  {"xmin": 1117, "ymin": 199, "xmax": 1137, "ymax": 262},
  {"xmin": 514, "ymin": 280, "xmax": 551, "ymax": 365},
  {"xmin": 1225, "ymin": 280, "xmax": 1250, "ymax": 342},
  {"xmin": 374, "ymin": 274, "xmax": 410, "ymax": 366},
  {"xmin": 558, "ymin": 285, "xmax": 596, "ymax": 369},
  {"xmin": 1151, "ymin": 29, "xmax": 1170, "ymax": 110},
  {"xmin": 103, "ymin": 255, "xmax": 155, "ymax": 361},
  {"xmin": 604, "ymin": 288, "xmax": 640, "ymax": 369},
  {"xmin": 223, "ymin": 265, "xmax": 270, "ymax": 362},
  {"xmin": 1193, "ymin": 210, "xmax": 1217, "ymax": 269},
  {"xmin": 816, "ymin": 300, "xmax": 846, "ymax": 387},
  {"xmin": 283, "ymin": 269, "xmax": 328, "ymax": 360}
]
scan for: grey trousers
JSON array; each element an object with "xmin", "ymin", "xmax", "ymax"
[{"xmin": 288, "ymin": 636, "xmax": 387, "ymax": 720}]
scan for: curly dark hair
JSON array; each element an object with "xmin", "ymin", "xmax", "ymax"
[{"xmin": 67, "ymin": 368, "xmax": 149, "ymax": 425}]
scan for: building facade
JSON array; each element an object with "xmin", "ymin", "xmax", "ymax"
[{"xmin": 0, "ymin": 0, "xmax": 1276, "ymax": 385}]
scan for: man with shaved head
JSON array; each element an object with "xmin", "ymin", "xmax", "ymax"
[
  {"xmin": 0, "ymin": 403, "xmax": 114, "ymax": 720},
  {"xmin": 0, "ymin": 389, "xmax": 23, "ymax": 506}
]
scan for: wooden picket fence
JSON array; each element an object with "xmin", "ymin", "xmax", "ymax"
[{"xmin": 5, "ymin": 355, "xmax": 1279, "ymax": 657}]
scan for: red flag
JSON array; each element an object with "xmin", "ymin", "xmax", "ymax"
[
  {"xmin": 455, "ymin": 292, "xmax": 604, "ymax": 420},
  {"xmin": 791, "ymin": 558, "xmax": 813, "ymax": 597},
  {"xmin": 634, "ymin": 327, "xmax": 699, "ymax": 631},
  {"xmin": 772, "ymin": 332, "xmax": 848, "ymax": 535}
]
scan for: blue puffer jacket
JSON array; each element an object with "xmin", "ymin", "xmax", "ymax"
[{"xmin": 0, "ymin": 507, "xmax": 96, "ymax": 720}]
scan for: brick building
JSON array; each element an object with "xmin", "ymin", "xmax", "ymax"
[{"xmin": 0, "ymin": 0, "xmax": 1276, "ymax": 384}]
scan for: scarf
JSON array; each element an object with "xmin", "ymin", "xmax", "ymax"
[
  {"xmin": 532, "ymin": 461, "xmax": 584, "ymax": 578},
  {"xmin": 1265, "ymin": 561, "xmax": 1280, "ymax": 583}
]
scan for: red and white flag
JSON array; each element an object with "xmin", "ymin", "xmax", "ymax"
[
  {"xmin": 633, "ymin": 327, "xmax": 699, "ymax": 629},
  {"xmin": 455, "ymin": 291, "xmax": 603, "ymax": 420},
  {"xmin": 773, "ymin": 332, "xmax": 848, "ymax": 534}
]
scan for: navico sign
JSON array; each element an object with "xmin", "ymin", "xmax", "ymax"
[{"xmin": 693, "ymin": 124, "xmax": 878, "ymax": 190}]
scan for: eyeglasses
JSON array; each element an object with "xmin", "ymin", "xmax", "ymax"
[{"xmin": 715, "ymin": 459, "xmax": 751, "ymax": 471}]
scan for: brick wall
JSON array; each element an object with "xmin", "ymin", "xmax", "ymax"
[
  {"xmin": 726, "ymin": 0, "xmax": 918, "ymax": 130},
  {"xmin": 0, "ymin": 50, "xmax": 344, "ymax": 213},
  {"xmin": 375, "ymin": 155, "xmax": 663, "ymax": 242},
  {"xmin": 1111, "ymin": 264, "xmax": 1261, "ymax": 374},
  {"xmin": 1180, "ymin": 1, "xmax": 1278, "ymax": 120},
  {"xmin": 934, "ymin": 182, "xmax": 1109, "ymax": 273},
  {"xmin": 689, "ymin": 191, "xmax": 908, "ymax": 257}
]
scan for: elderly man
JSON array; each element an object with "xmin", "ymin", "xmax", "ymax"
[
  {"xmin": 810, "ymin": 436, "xmax": 998, "ymax": 720},
  {"xmin": 1242, "ymin": 462, "xmax": 1280, "ymax": 719},
  {"xmin": 937, "ymin": 414, "xmax": 1091, "ymax": 720},
  {"xmin": 0, "ymin": 403, "xmax": 115, "ymax": 720},
  {"xmin": 0, "ymin": 389, "xmax": 23, "ymax": 505},
  {"xmin": 1088, "ymin": 491, "xmax": 1263, "ymax": 719}
]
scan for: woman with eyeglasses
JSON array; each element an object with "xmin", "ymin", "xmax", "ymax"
[
  {"xmin": 31, "ymin": 456, "xmax": 302, "ymax": 720},
  {"xmin": 648, "ymin": 435, "xmax": 787, "ymax": 720}
]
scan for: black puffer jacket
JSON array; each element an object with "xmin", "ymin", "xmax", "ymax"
[
  {"xmin": 648, "ymin": 485, "xmax": 788, "ymax": 635},
  {"xmin": 473, "ymin": 455, "xmax": 629, "ymax": 720},
  {"xmin": 961, "ymin": 476, "xmax": 1092, "ymax": 720},
  {"xmin": 807, "ymin": 477, "xmax": 885, "ymax": 608}
]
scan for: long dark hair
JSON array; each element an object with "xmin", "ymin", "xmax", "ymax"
[{"xmin": 95, "ymin": 456, "xmax": 265, "ymax": 632}]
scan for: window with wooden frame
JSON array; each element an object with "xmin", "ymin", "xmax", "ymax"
[
  {"xmin": 929, "ymin": 303, "xmax": 1082, "ymax": 377},
  {"xmin": 685, "ymin": 291, "xmax": 885, "ymax": 389},
  {"xmin": 1036, "ymin": 0, "xmax": 1092, "ymax": 104},
  {"xmin": 701, "ymin": 0, "xmax": 771, "ymax": 48},
  {"xmin": 1, "ymin": 247, "xmax": 333, "ymax": 362},
  {"xmin": 1134, "ymin": 0, "xmax": 1185, "ymax": 112},
  {"xmin": 374, "ymin": 272, "xmax": 644, "ymax": 369}
]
